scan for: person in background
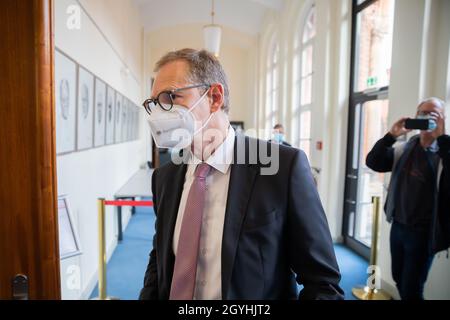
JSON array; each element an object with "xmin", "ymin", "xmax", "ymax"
[
  {"xmin": 366, "ymin": 97, "xmax": 450, "ymax": 300},
  {"xmin": 270, "ymin": 124, "xmax": 291, "ymax": 147}
]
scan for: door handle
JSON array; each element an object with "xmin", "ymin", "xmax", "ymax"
[
  {"xmin": 346, "ymin": 199, "xmax": 356, "ymax": 205},
  {"xmin": 12, "ymin": 274, "xmax": 28, "ymax": 300},
  {"xmin": 347, "ymin": 174, "xmax": 358, "ymax": 179}
]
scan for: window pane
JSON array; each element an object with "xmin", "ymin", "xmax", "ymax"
[
  {"xmin": 354, "ymin": 99, "xmax": 389, "ymax": 246},
  {"xmin": 300, "ymin": 139, "xmax": 311, "ymax": 160},
  {"xmin": 348, "ymin": 211, "xmax": 355, "ymax": 237},
  {"xmin": 272, "ymin": 89, "xmax": 278, "ymax": 117},
  {"xmin": 292, "ymin": 85, "xmax": 300, "ymax": 113},
  {"xmin": 292, "ymin": 52, "xmax": 301, "ymax": 114},
  {"xmin": 354, "ymin": 0, "xmax": 395, "ymax": 92},
  {"xmin": 361, "ymin": 100, "xmax": 389, "ymax": 163},
  {"xmin": 301, "ymin": 76, "xmax": 312, "ymax": 105},
  {"xmin": 354, "ymin": 197, "xmax": 373, "ymax": 246},
  {"xmin": 303, "ymin": 8, "xmax": 316, "ymax": 43},
  {"xmin": 273, "ymin": 67, "xmax": 278, "ymax": 91},
  {"xmin": 266, "ymin": 71, "xmax": 272, "ymax": 110},
  {"xmin": 294, "ymin": 34, "xmax": 301, "ymax": 51},
  {"xmin": 267, "ymin": 39, "xmax": 279, "ymax": 67},
  {"xmin": 300, "ymin": 110, "xmax": 311, "ymax": 139},
  {"xmin": 293, "ymin": 53, "xmax": 301, "ymax": 84},
  {"xmin": 273, "ymin": 44, "xmax": 279, "ymax": 64},
  {"xmin": 302, "ymin": 45, "xmax": 313, "ymax": 77},
  {"xmin": 291, "ymin": 114, "xmax": 299, "ymax": 147}
]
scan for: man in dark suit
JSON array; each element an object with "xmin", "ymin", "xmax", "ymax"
[{"xmin": 140, "ymin": 48, "xmax": 343, "ymax": 300}]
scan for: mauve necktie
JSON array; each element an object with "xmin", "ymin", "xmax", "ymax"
[{"xmin": 170, "ymin": 163, "xmax": 211, "ymax": 300}]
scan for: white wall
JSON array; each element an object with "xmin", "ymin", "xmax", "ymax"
[
  {"xmin": 55, "ymin": 0, "xmax": 148, "ymax": 299},
  {"xmin": 320, "ymin": 0, "xmax": 352, "ymax": 243},
  {"xmin": 145, "ymin": 24, "xmax": 258, "ymax": 130}
]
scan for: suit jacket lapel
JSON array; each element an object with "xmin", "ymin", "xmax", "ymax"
[{"xmin": 221, "ymin": 136, "xmax": 258, "ymax": 299}]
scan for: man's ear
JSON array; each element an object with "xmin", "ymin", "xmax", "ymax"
[{"xmin": 209, "ymin": 83, "xmax": 224, "ymax": 113}]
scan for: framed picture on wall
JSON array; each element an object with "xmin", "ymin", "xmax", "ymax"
[
  {"xmin": 55, "ymin": 50, "xmax": 77, "ymax": 154},
  {"xmin": 121, "ymin": 99, "xmax": 128, "ymax": 142},
  {"xmin": 115, "ymin": 92, "xmax": 123, "ymax": 143},
  {"xmin": 129, "ymin": 106, "xmax": 134, "ymax": 141},
  {"xmin": 127, "ymin": 104, "xmax": 132, "ymax": 141},
  {"xmin": 124, "ymin": 101, "xmax": 130, "ymax": 142},
  {"xmin": 105, "ymin": 85, "xmax": 115, "ymax": 145},
  {"xmin": 94, "ymin": 78, "xmax": 107, "ymax": 147},
  {"xmin": 57, "ymin": 195, "xmax": 82, "ymax": 260},
  {"xmin": 128, "ymin": 103, "xmax": 133, "ymax": 141},
  {"xmin": 77, "ymin": 67, "xmax": 95, "ymax": 151},
  {"xmin": 134, "ymin": 105, "xmax": 140, "ymax": 140}
]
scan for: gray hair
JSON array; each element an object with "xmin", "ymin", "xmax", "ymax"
[
  {"xmin": 154, "ymin": 48, "xmax": 230, "ymax": 114},
  {"xmin": 417, "ymin": 97, "xmax": 446, "ymax": 112}
]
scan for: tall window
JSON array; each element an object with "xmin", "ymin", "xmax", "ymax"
[
  {"xmin": 266, "ymin": 36, "xmax": 279, "ymax": 131},
  {"xmin": 343, "ymin": 0, "xmax": 395, "ymax": 258},
  {"xmin": 293, "ymin": 6, "xmax": 316, "ymax": 159},
  {"xmin": 354, "ymin": 0, "xmax": 394, "ymax": 92}
]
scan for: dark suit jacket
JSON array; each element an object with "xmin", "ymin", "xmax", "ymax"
[
  {"xmin": 268, "ymin": 139, "xmax": 292, "ymax": 147},
  {"xmin": 139, "ymin": 136, "xmax": 344, "ymax": 300}
]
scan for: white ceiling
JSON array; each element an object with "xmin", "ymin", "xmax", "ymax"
[{"xmin": 133, "ymin": 0, "xmax": 285, "ymax": 36}]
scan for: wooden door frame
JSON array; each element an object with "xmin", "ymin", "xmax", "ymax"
[{"xmin": 0, "ymin": 0, "xmax": 60, "ymax": 299}]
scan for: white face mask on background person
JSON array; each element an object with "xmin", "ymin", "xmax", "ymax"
[{"xmin": 146, "ymin": 88, "xmax": 213, "ymax": 149}]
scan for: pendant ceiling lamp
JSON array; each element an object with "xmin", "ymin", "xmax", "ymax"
[{"xmin": 203, "ymin": 0, "xmax": 222, "ymax": 57}]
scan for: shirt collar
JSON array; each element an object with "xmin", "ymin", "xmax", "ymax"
[
  {"xmin": 428, "ymin": 140, "xmax": 439, "ymax": 153},
  {"xmin": 420, "ymin": 139, "xmax": 439, "ymax": 153},
  {"xmin": 188, "ymin": 126, "xmax": 235, "ymax": 175}
]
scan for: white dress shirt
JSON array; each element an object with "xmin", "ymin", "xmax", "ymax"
[{"xmin": 172, "ymin": 126, "xmax": 235, "ymax": 300}]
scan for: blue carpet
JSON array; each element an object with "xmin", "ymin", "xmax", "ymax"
[
  {"xmin": 334, "ymin": 244, "xmax": 369, "ymax": 300},
  {"xmin": 90, "ymin": 204, "xmax": 368, "ymax": 300},
  {"xmin": 89, "ymin": 200, "xmax": 155, "ymax": 300}
]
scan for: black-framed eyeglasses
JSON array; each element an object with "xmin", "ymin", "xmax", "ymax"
[
  {"xmin": 417, "ymin": 111, "xmax": 433, "ymax": 116},
  {"xmin": 142, "ymin": 84, "xmax": 210, "ymax": 115}
]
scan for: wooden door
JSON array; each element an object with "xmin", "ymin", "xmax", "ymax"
[{"xmin": 0, "ymin": 0, "xmax": 60, "ymax": 299}]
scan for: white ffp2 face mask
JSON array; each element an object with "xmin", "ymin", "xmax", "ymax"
[{"xmin": 147, "ymin": 89, "xmax": 213, "ymax": 149}]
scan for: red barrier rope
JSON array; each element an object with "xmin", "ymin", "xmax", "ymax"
[{"xmin": 104, "ymin": 200, "xmax": 153, "ymax": 207}]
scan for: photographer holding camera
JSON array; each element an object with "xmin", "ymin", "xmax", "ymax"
[{"xmin": 366, "ymin": 97, "xmax": 450, "ymax": 300}]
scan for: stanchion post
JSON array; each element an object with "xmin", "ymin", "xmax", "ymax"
[
  {"xmin": 370, "ymin": 196, "xmax": 380, "ymax": 267},
  {"xmin": 352, "ymin": 196, "xmax": 391, "ymax": 300},
  {"xmin": 93, "ymin": 198, "xmax": 154, "ymax": 300},
  {"xmin": 98, "ymin": 198, "xmax": 107, "ymax": 300}
]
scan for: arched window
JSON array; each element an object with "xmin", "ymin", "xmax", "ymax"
[
  {"xmin": 265, "ymin": 36, "xmax": 280, "ymax": 131},
  {"xmin": 292, "ymin": 5, "xmax": 315, "ymax": 159}
]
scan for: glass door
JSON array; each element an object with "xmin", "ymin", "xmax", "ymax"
[
  {"xmin": 343, "ymin": 0, "xmax": 395, "ymax": 258},
  {"xmin": 344, "ymin": 95, "xmax": 389, "ymax": 257}
]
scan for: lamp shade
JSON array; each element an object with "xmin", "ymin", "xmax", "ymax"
[{"xmin": 203, "ymin": 24, "xmax": 222, "ymax": 57}]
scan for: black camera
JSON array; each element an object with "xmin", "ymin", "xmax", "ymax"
[{"xmin": 404, "ymin": 118, "xmax": 435, "ymax": 130}]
